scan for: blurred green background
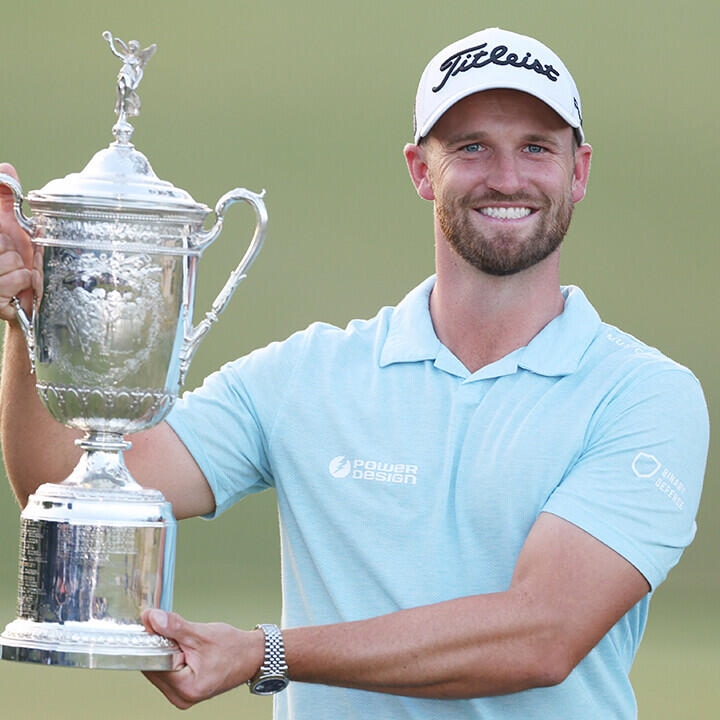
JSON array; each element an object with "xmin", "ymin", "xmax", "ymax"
[{"xmin": 0, "ymin": 0, "xmax": 717, "ymax": 717}]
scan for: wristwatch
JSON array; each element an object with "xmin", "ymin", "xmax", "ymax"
[{"xmin": 248, "ymin": 623, "xmax": 290, "ymax": 695}]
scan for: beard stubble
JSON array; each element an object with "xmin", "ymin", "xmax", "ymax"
[{"xmin": 435, "ymin": 188, "xmax": 575, "ymax": 276}]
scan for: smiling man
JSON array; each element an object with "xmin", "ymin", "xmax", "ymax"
[{"xmin": 0, "ymin": 27, "xmax": 709, "ymax": 720}]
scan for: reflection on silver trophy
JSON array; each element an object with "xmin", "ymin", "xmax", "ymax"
[{"xmin": 0, "ymin": 32, "xmax": 267, "ymax": 670}]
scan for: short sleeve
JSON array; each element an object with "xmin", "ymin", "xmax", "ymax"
[
  {"xmin": 165, "ymin": 330, "xmax": 307, "ymax": 518},
  {"xmin": 543, "ymin": 368, "xmax": 709, "ymax": 590}
]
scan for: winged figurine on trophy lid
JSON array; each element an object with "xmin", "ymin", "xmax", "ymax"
[{"xmin": 102, "ymin": 31, "xmax": 157, "ymax": 143}]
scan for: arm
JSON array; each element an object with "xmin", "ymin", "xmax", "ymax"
[
  {"xmin": 102, "ymin": 32, "xmax": 126, "ymax": 61},
  {"xmin": 141, "ymin": 512, "xmax": 649, "ymax": 707},
  {"xmin": 0, "ymin": 163, "xmax": 214, "ymax": 520},
  {"xmin": 284, "ymin": 512, "xmax": 649, "ymax": 697}
]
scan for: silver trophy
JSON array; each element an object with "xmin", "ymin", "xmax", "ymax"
[{"xmin": 0, "ymin": 32, "xmax": 267, "ymax": 670}]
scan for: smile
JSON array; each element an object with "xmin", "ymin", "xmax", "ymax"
[{"xmin": 478, "ymin": 206, "xmax": 533, "ymax": 220}]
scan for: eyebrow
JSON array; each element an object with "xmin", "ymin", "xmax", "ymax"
[
  {"xmin": 523, "ymin": 133, "xmax": 562, "ymax": 148},
  {"xmin": 443, "ymin": 130, "xmax": 563, "ymax": 149}
]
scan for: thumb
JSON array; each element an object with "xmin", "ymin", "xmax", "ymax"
[{"xmin": 142, "ymin": 609, "xmax": 199, "ymax": 649}]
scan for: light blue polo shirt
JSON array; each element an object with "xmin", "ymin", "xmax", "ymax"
[{"xmin": 166, "ymin": 276, "xmax": 708, "ymax": 720}]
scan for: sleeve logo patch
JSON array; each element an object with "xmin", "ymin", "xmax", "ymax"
[
  {"xmin": 632, "ymin": 452, "xmax": 687, "ymax": 510},
  {"xmin": 631, "ymin": 452, "xmax": 662, "ymax": 478}
]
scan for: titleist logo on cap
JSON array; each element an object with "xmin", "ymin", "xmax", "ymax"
[{"xmin": 432, "ymin": 42, "xmax": 560, "ymax": 93}]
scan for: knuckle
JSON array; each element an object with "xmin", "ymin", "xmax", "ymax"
[
  {"xmin": 0, "ymin": 163, "xmax": 18, "ymax": 180},
  {"xmin": 0, "ymin": 251, "xmax": 21, "ymax": 271},
  {"xmin": 6, "ymin": 251, "xmax": 23, "ymax": 269},
  {"xmin": 164, "ymin": 611, "xmax": 178, "ymax": 631},
  {"xmin": 0, "ymin": 269, "xmax": 29, "ymax": 298}
]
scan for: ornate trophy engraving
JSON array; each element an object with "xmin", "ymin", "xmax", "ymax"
[{"xmin": 0, "ymin": 32, "xmax": 267, "ymax": 670}]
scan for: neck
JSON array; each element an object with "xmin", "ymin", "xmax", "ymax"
[{"xmin": 430, "ymin": 235, "xmax": 565, "ymax": 373}]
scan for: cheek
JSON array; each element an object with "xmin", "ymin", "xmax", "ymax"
[
  {"xmin": 431, "ymin": 162, "xmax": 481, "ymax": 199},
  {"xmin": 535, "ymin": 165, "xmax": 575, "ymax": 203}
]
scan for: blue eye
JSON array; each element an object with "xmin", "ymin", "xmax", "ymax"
[
  {"xmin": 525, "ymin": 144, "xmax": 544, "ymax": 154},
  {"xmin": 462, "ymin": 143, "xmax": 482, "ymax": 153}
]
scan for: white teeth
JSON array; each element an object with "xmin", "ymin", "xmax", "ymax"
[{"xmin": 479, "ymin": 206, "xmax": 532, "ymax": 219}]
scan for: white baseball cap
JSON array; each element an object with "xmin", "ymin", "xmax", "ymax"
[{"xmin": 413, "ymin": 28, "xmax": 584, "ymax": 144}]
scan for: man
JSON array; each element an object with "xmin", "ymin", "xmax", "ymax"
[{"xmin": 0, "ymin": 28, "xmax": 709, "ymax": 719}]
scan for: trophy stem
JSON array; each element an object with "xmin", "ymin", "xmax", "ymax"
[{"xmin": 63, "ymin": 431, "xmax": 142, "ymax": 491}]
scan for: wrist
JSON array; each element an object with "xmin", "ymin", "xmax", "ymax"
[{"xmin": 249, "ymin": 627, "xmax": 265, "ymax": 676}]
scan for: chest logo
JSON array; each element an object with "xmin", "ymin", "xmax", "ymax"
[
  {"xmin": 328, "ymin": 456, "xmax": 419, "ymax": 485},
  {"xmin": 329, "ymin": 456, "xmax": 352, "ymax": 478}
]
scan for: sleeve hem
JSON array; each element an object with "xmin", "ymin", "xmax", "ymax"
[
  {"xmin": 164, "ymin": 414, "xmax": 228, "ymax": 519},
  {"xmin": 540, "ymin": 506, "xmax": 667, "ymax": 591}
]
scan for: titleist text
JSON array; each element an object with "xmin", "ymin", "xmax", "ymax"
[{"xmin": 432, "ymin": 43, "xmax": 560, "ymax": 93}]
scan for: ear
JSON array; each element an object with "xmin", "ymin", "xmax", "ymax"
[
  {"xmin": 571, "ymin": 143, "xmax": 592, "ymax": 203},
  {"xmin": 404, "ymin": 143, "xmax": 435, "ymax": 201}
]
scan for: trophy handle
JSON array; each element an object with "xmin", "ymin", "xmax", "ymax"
[
  {"xmin": 0, "ymin": 173, "xmax": 36, "ymax": 236},
  {"xmin": 10, "ymin": 297, "xmax": 37, "ymax": 374},
  {"xmin": 0, "ymin": 173, "xmax": 37, "ymax": 372},
  {"xmin": 178, "ymin": 188, "xmax": 268, "ymax": 384}
]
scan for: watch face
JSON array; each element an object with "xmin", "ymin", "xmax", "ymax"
[{"xmin": 253, "ymin": 676, "xmax": 290, "ymax": 695}]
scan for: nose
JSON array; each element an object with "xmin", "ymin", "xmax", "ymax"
[{"xmin": 485, "ymin": 150, "xmax": 525, "ymax": 196}]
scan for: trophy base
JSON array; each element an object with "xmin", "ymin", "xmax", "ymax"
[{"xmin": 0, "ymin": 620, "xmax": 183, "ymax": 670}]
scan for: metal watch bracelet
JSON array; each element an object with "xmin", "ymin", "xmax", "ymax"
[{"xmin": 248, "ymin": 623, "xmax": 290, "ymax": 695}]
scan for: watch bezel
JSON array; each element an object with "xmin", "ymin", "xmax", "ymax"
[{"xmin": 250, "ymin": 673, "xmax": 290, "ymax": 696}]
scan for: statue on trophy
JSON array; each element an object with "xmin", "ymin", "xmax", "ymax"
[{"xmin": 102, "ymin": 31, "xmax": 158, "ymax": 143}]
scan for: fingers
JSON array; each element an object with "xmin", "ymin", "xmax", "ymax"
[
  {"xmin": 139, "ymin": 611, "xmax": 261, "ymax": 709},
  {"xmin": 0, "ymin": 271, "xmax": 32, "ymax": 322},
  {"xmin": 143, "ymin": 667, "xmax": 196, "ymax": 710},
  {"xmin": 0, "ymin": 164, "xmax": 32, "ymax": 266},
  {"xmin": 0, "ymin": 179, "xmax": 43, "ymax": 320},
  {"xmin": 0, "ymin": 163, "xmax": 19, "ymax": 181},
  {"xmin": 0, "ymin": 231, "xmax": 37, "ymax": 321},
  {"xmin": 141, "ymin": 609, "xmax": 198, "ymax": 709},
  {"xmin": 0, "ymin": 246, "xmax": 27, "ymax": 275},
  {"xmin": 0, "ymin": 163, "xmax": 21, "ymax": 222}
]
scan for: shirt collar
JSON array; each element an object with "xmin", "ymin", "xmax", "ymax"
[
  {"xmin": 379, "ymin": 276, "xmax": 601, "ymax": 380},
  {"xmin": 379, "ymin": 276, "xmax": 440, "ymax": 366}
]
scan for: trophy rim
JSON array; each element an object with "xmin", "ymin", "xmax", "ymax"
[
  {"xmin": 1, "ymin": 618, "xmax": 182, "ymax": 670},
  {"xmin": 0, "ymin": 641, "xmax": 183, "ymax": 671}
]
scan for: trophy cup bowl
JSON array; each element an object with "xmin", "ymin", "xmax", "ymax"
[{"xmin": 0, "ymin": 33, "xmax": 268, "ymax": 670}]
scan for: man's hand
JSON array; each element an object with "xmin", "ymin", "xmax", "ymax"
[
  {"xmin": 0, "ymin": 163, "xmax": 42, "ymax": 322},
  {"xmin": 141, "ymin": 609, "xmax": 265, "ymax": 709}
]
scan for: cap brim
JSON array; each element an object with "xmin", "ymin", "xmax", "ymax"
[{"xmin": 415, "ymin": 79, "xmax": 584, "ymax": 144}]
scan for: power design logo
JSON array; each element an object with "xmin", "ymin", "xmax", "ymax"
[
  {"xmin": 328, "ymin": 456, "xmax": 352, "ymax": 479},
  {"xmin": 328, "ymin": 456, "xmax": 419, "ymax": 485}
]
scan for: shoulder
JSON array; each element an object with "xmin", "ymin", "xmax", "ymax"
[
  {"xmin": 584, "ymin": 321, "xmax": 702, "ymax": 390},
  {"xmin": 580, "ymin": 321, "xmax": 708, "ymax": 442},
  {"xmin": 220, "ymin": 305, "xmax": 395, "ymax": 385}
]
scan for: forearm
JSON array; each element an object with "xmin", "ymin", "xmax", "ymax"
[
  {"xmin": 142, "ymin": 517, "xmax": 649, "ymax": 709},
  {"xmin": 283, "ymin": 588, "xmax": 566, "ymax": 699},
  {"xmin": 0, "ymin": 323, "xmax": 82, "ymax": 506}
]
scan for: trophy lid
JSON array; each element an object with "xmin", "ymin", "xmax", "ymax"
[
  {"xmin": 29, "ymin": 143, "xmax": 210, "ymax": 219},
  {"xmin": 27, "ymin": 31, "xmax": 210, "ymax": 221}
]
